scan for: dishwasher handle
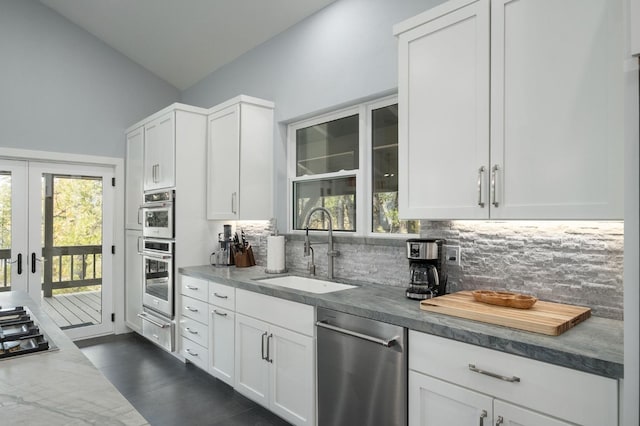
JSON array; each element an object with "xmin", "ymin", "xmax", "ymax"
[{"xmin": 316, "ymin": 320, "xmax": 398, "ymax": 347}]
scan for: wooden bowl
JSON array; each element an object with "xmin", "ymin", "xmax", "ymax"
[{"xmin": 472, "ymin": 290, "xmax": 537, "ymax": 309}]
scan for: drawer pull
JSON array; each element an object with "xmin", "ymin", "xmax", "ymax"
[
  {"xmin": 185, "ymin": 327, "xmax": 198, "ymax": 335},
  {"xmin": 469, "ymin": 364, "xmax": 520, "ymax": 383},
  {"xmin": 185, "ymin": 306, "xmax": 198, "ymax": 312},
  {"xmin": 213, "ymin": 309, "xmax": 228, "ymax": 317},
  {"xmin": 186, "ymin": 348, "xmax": 198, "ymax": 357},
  {"xmin": 480, "ymin": 410, "xmax": 487, "ymax": 426},
  {"xmin": 213, "ymin": 292, "xmax": 228, "ymax": 299},
  {"xmin": 495, "ymin": 416, "xmax": 504, "ymax": 426},
  {"xmin": 185, "ymin": 285, "xmax": 199, "ymax": 290}
]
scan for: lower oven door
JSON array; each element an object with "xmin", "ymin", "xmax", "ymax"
[
  {"xmin": 142, "ymin": 251, "xmax": 173, "ymax": 317},
  {"xmin": 138, "ymin": 309, "xmax": 174, "ymax": 352}
]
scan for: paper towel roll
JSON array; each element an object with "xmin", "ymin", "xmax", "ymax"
[{"xmin": 266, "ymin": 236, "xmax": 286, "ymax": 273}]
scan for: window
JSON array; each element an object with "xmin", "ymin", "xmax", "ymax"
[{"xmin": 288, "ymin": 96, "xmax": 418, "ymax": 236}]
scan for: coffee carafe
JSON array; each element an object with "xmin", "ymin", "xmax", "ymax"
[{"xmin": 406, "ymin": 238, "xmax": 447, "ymax": 300}]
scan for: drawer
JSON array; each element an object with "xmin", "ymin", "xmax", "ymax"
[
  {"xmin": 236, "ymin": 288, "xmax": 314, "ymax": 336},
  {"xmin": 181, "ymin": 295, "xmax": 209, "ymax": 325},
  {"xmin": 208, "ymin": 281, "xmax": 235, "ymax": 310},
  {"xmin": 180, "ymin": 336, "xmax": 208, "ymax": 371},
  {"xmin": 140, "ymin": 311, "xmax": 173, "ymax": 352},
  {"xmin": 181, "ymin": 275, "xmax": 209, "ymax": 302},
  {"xmin": 179, "ymin": 316, "xmax": 208, "ymax": 348},
  {"xmin": 409, "ymin": 331, "xmax": 617, "ymax": 426}
]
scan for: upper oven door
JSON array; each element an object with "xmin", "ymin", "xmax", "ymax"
[
  {"xmin": 142, "ymin": 250, "xmax": 173, "ymax": 317},
  {"xmin": 142, "ymin": 203, "xmax": 173, "ymax": 239}
]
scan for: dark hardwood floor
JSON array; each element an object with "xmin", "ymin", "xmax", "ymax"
[{"xmin": 76, "ymin": 333, "xmax": 291, "ymax": 426}]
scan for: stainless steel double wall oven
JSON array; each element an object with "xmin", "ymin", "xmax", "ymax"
[{"xmin": 138, "ymin": 189, "xmax": 175, "ymax": 351}]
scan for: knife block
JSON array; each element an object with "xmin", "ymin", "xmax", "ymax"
[{"xmin": 234, "ymin": 246, "xmax": 256, "ymax": 267}]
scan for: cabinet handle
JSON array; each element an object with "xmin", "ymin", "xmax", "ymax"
[
  {"xmin": 185, "ymin": 348, "xmax": 198, "ymax": 357},
  {"xmin": 185, "ymin": 306, "xmax": 198, "ymax": 312},
  {"xmin": 213, "ymin": 292, "xmax": 228, "ymax": 299},
  {"xmin": 231, "ymin": 192, "xmax": 237, "ymax": 214},
  {"xmin": 261, "ymin": 331, "xmax": 268, "ymax": 360},
  {"xmin": 468, "ymin": 364, "xmax": 520, "ymax": 383},
  {"xmin": 185, "ymin": 285, "xmax": 198, "ymax": 290},
  {"xmin": 156, "ymin": 164, "xmax": 160, "ymax": 183},
  {"xmin": 212, "ymin": 309, "xmax": 227, "ymax": 317},
  {"xmin": 137, "ymin": 206, "xmax": 143, "ymax": 225},
  {"xmin": 185, "ymin": 327, "xmax": 198, "ymax": 335},
  {"xmin": 267, "ymin": 333, "xmax": 273, "ymax": 363},
  {"xmin": 477, "ymin": 166, "xmax": 486, "ymax": 207},
  {"xmin": 495, "ymin": 416, "xmax": 504, "ymax": 426},
  {"xmin": 480, "ymin": 410, "xmax": 488, "ymax": 426},
  {"xmin": 490, "ymin": 165, "xmax": 499, "ymax": 207}
]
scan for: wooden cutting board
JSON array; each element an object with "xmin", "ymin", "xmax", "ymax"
[{"xmin": 420, "ymin": 291, "xmax": 591, "ymax": 336}]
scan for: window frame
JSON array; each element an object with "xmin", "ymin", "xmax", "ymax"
[{"xmin": 287, "ymin": 95, "xmax": 418, "ymax": 239}]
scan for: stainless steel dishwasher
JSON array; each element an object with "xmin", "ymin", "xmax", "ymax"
[{"xmin": 316, "ymin": 307, "xmax": 407, "ymax": 426}]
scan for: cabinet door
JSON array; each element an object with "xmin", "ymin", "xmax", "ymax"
[
  {"xmin": 125, "ymin": 230, "xmax": 143, "ymax": 333},
  {"xmin": 144, "ymin": 112, "xmax": 175, "ymax": 190},
  {"xmin": 207, "ymin": 105, "xmax": 240, "ymax": 220},
  {"xmin": 125, "ymin": 127, "xmax": 144, "ymax": 230},
  {"xmin": 409, "ymin": 371, "xmax": 492, "ymax": 426},
  {"xmin": 269, "ymin": 324, "xmax": 315, "ymax": 426},
  {"xmin": 397, "ymin": 0, "xmax": 490, "ymax": 220},
  {"xmin": 234, "ymin": 313, "xmax": 269, "ymax": 407},
  {"xmin": 494, "ymin": 400, "xmax": 571, "ymax": 426},
  {"xmin": 490, "ymin": 0, "xmax": 623, "ymax": 219},
  {"xmin": 210, "ymin": 307, "xmax": 235, "ymax": 387}
]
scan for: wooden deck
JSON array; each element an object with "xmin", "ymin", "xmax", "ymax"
[{"xmin": 41, "ymin": 290, "xmax": 102, "ymax": 330}]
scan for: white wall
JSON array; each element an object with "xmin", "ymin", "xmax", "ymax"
[
  {"xmin": 180, "ymin": 0, "xmax": 445, "ymax": 224},
  {"xmin": 0, "ymin": 0, "xmax": 179, "ymax": 158}
]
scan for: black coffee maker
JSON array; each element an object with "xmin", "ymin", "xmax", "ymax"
[{"xmin": 406, "ymin": 238, "xmax": 448, "ymax": 300}]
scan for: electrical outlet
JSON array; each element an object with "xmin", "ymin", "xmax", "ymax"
[{"xmin": 445, "ymin": 246, "xmax": 461, "ymax": 266}]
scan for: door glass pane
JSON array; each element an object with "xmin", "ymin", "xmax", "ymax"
[
  {"xmin": 371, "ymin": 104, "xmax": 419, "ymax": 234},
  {"xmin": 0, "ymin": 172, "xmax": 12, "ymax": 291},
  {"xmin": 296, "ymin": 114, "xmax": 359, "ymax": 176},
  {"xmin": 293, "ymin": 177, "xmax": 356, "ymax": 231},
  {"xmin": 40, "ymin": 174, "xmax": 104, "ymax": 330}
]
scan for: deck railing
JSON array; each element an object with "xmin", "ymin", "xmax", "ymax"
[{"xmin": 0, "ymin": 246, "xmax": 102, "ymax": 296}]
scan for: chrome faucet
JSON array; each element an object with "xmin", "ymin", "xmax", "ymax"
[{"xmin": 303, "ymin": 207, "xmax": 339, "ymax": 279}]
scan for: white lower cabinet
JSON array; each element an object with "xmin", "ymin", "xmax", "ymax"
[
  {"xmin": 409, "ymin": 371, "xmax": 570, "ymax": 426},
  {"xmin": 409, "ymin": 331, "xmax": 618, "ymax": 426},
  {"xmin": 209, "ymin": 306, "xmax": 235, "ymax": 386},
  {"xmin": 235, "ymin": 289, "xmax": 315, "ymax": 426}
]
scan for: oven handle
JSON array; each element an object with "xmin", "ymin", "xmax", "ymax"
[
  {"xmin": 141, "ymin": 201, "xmax": 173, "ymax": 209},
  {"xmin": 138, "ymin": 313, "xmax": 171, "ymax": 328},
  {"xmin": 141, "ymin": 252, "xmax": 173, "ymax": 260}
]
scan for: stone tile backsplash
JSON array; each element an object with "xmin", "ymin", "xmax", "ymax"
[{"xmin": 233, "ymin": 220, "xmax": 624, "ymax": 320}]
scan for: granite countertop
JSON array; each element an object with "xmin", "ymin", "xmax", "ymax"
[
  {"xmin": 0, "ymin": 291, "xmax": 148, "ymax": 425},
  {"xmin": 180, "ymin": 265, "xmax": 624, "ymax": 380}
]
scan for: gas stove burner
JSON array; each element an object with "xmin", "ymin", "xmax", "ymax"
[{"xmin": 0, "ymin": 306, "xmax": 56, "ymax": 360}]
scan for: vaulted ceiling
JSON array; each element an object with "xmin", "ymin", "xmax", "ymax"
[{"xmin": 39, "ymin": 0, "xmax": 336, "ymax": 90}]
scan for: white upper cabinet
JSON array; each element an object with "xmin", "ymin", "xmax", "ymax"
[
  {"xmin": 125, "ymin": 126, "xmax": 144, "ymax": 230},
  {"xmin": 395, "ymin": 0, "xmax": 490, "ymax": 220},
  {"xmin": 394, "ymin": 0, "xmax": 624, "ymax": 220},
  {"xmin": 207, "ymin": 96, "xmax": 274, "ymax": 220},
  {"xmin": 143, "ymin": 111, "xmax": 175, "ymax": 191},
  {"xmin": 489, "ymin": 0, "xmax": 623, "ymax": 219}
]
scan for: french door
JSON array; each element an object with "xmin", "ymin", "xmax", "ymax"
[{"xmin": 0, "ymin": 159, "xmax": 114, "ymax": 339}]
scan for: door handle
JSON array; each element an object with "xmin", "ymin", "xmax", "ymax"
[
  {"xmin": 9, "ymin": 253, "xmax": 23, "ymax": 275},
  {"xmin": 31, "ymin": 253, "xmax": 46, "ymax": 273}
]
